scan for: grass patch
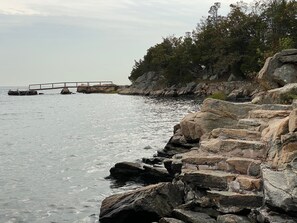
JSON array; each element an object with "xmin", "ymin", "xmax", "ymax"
[{"xmin": 208, "ymin": 91, "xmax": 227, "ymax": 101}]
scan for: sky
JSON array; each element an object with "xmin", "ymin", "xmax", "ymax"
[{"xmin": 0, "ymin": 0, "xmax": 254, "ymax": 86}]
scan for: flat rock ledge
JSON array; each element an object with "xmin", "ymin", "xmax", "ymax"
[{"xmin": 100, "ymin": 98, "xmax": 297, "ymax": 223}]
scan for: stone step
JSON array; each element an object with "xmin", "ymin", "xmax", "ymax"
[
  {"xmin": 180, "ymin": 170, "xmax": 237, "ymax": 190},
  {"xmin": 237, "ymin": 118, "xmax": 263, "ymax": 130},
  {"xmin": 180, "ymin": 169, "xmax": 262, "ymax": 193},
  {"xmin": 249, "ymin": 109, "xmax": 291, "ymax": 120},
  {"xmin": 172, "ymin": 209, "xmax": 216, "ymax": 223},
  {"xmin": 207, "ymin": 190, "xmax": 263, "ymax": 213},
  {"xmin": 236, "ymin": 175, "xmax": 262, "ymax": 192},
  {"xmin": 181, "ymin": 156, "xmax": 262, "ymax": 177},
  {"xmin": 226, "ymin": 157, "xmax": 262, "ymax": 176},
  {"xmin": 182, "ymin": 155, "xmax": 227, "ymax": 167},
  {"xmin": 200, "ymin": 138, "xmax": 267, "ymax": 159},
  {"xmin": 259, "ymin": 104, "xmax": 292, "ymax": 111},
  {"xmin": 208, "ymin": 128, "xmax": 261, "ymax": 141}
]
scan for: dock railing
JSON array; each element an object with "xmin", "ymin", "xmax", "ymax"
[{"xmin": 28, "ymin": 81, "xmax": 114, "ymax": 91}]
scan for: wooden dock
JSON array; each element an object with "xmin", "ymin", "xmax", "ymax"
[{"xmin": 28, "ymin": 81, "xmax": 114, "ymax": 91}]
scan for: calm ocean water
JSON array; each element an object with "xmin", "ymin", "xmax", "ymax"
[{"xmin": 0, "ymin": 87, "xmax": 199, "ymax": 223}]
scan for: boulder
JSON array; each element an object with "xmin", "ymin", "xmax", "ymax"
[
  {"xmin": 279, "ymin": 49, "xmax": 297, "ymax": 63},
  {"xmin": 257, "ymin": 57, "xmax": 280, "ymax": 90},
  {"xmin": 262, "ymin": 166, "xmax": 297, "ymax": 213},
  {"xmin": 257, "ymin": 49, "xmax": 297, "ymax": 90},
  {"xmin": 272, "ymin": 64, "xmax": 297, "ymax": 86},
  {"xmin": 252, "ymin": 83, "xmax": 297, "ymax": 104},
  {"xmin": 99, "ymin": 182, "xmax": 184, "ymax": 223},
  {"xmin": 142, "ymin": 165, "xmax": 173, "ymax": 183},
  {"xmin": 109, "ymin": 161, "xmax": 173, "ymax": 184},
  {"xmin": 109, "ymin": 162, "xmax": 144, "ymax": 180},
  {"xmin": 180, "ymin": 99, "xmax": 258, "ymax": 141}
]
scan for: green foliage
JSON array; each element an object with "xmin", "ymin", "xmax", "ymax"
[
  {"xmin": 129, "ymin": 0, "xmax": 297, "ymax": 85},
  {"xmin": 279, "ymin": 37, "xmax": 295, "ymax": 50},
  {"xmin": 207, "ymin": 91, "xmax": 227, "ymax": 100},
  {"xmin": 280, "ymin": 93, "xmax": 297, "ymax": 104}
]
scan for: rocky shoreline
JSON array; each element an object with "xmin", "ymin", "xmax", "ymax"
[
  {"xmin": 118, "ymin": 78, "xmax": 259, "ymax": 101},
  {"xmin": 99, "ymin": 49, "xmax": 297, "ymax": 223},
  {"xmin": 100, "ymin": 98, "xmax": 297, "ymax": 223}
]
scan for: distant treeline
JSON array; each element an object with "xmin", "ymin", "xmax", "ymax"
[{"xmin": 129, "ymin": 0, "xmax": 297, "ymax": 85}]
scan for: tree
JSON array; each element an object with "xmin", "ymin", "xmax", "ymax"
[{"xmin": 129, "ymin": 0, "xmax": 297, "ymax": 84}]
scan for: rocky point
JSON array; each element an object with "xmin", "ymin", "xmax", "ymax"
[{"xmin": 100, "ymin": 50, "xmax": 297, "ymax": 223}]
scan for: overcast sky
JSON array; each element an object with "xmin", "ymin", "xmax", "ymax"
[{"xmin": 0, "ymin": 0, "xmax": 254, "ymax": 86}]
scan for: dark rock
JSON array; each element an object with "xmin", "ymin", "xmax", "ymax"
[
  {"xmin": 172, "ymin": 209, "xmax": 216, "ymax": 223},
  {"xmin": 181, "ymin": 170, "xmax": 237, "ymax": 190},
  {"xmin": 164, "ymin": 159, "xmax": 182, "ymax": 176},
  {"xmin": 77, "ymin": 84, "xmax": 118, "ymax": 94},
  {"xmin": 142, "ymin": 165, "xmax": 173, "ymax": 183},
  {"xmin": 174, "ymin": 124, "xmax": 181, "ymax": 134},
  {"xmin": 8, "ymin": 89, "xmax": 38, "ymax": 96},
  {"xmin": 61, "ymin": 87, "xmax": 72, "ymax": 94},
  {"xmin": 159, "ymin": 217, "xmax": 185, "ymax": 223},
  {"xmin": 143, "ymin": 145, "xmax": 153, "ymax": 150},
  {"xmin": 217, "ymin": 214, "xmax": 252, "ymax": 223},
  {"xmin": 109, "ymin": 162, "xmax": 144, "ymax": 180},
  {"xmin": 110, "ymin": 161, "xmax": 173, "ymax": 184},
  {"xmin": 157, "ymin": 146, "xmax": 190, "ymax": 158},
  {"xmin": 142, "ymin": 157, "xmax": 164, "ymax": 165},
  {"xmin": 99, "ymin": 182, "xmax": 184, "ymax": 223},
  {"xmin": 158, "ymin": 135, "xmax": 198, "ymax": 159}
]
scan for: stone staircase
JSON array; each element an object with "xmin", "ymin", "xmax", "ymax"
[
  {"xmin": 163, "ymin": 106, "xmax": 294, "ymax": 221},
  {"xmin": 100, "ymin": 98, "xmax": 297, "ymax": 223}
]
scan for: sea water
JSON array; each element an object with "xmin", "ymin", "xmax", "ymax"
[{"xmin": 0, "ymin": 87, "xmax": 199, "ymax": 223}]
